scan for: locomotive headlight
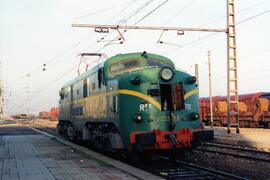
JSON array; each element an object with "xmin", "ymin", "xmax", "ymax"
[
  {"xmin": 160, "ymin": 67, "xmax": 174, "ymax": 81},
  {"xmin": 185, "ymin": 76, "xmax": 197, "ymax": 84},
  {"xmin": 190, "ymin": 112, "xmax": 200, "ymax": 120},
  {"xmin": 134, "ymin": 113, "xmax": 143, "ymax": 123}
]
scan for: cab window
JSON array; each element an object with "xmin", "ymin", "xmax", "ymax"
[
  {"xmin": 83, "ymin": 79, "xmax": 88, "ymax": 97},
  {"xmin": 110, "ymin": 59, "xmax": 140, "ymax": 75},
  {"xmin": 98, "ymin": 67, "xmax": 106, "ymax": 88},
  {"xmin": 147, "ymin": 59, "xmax": 173, "ymax": 68}
]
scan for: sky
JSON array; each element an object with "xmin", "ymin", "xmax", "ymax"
[{"xmin": 0, "ymin": 0, "xmax": 270, "ymax": 114}]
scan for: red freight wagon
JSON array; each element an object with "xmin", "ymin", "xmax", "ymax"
[{"xmin": 199, "ymin": 92, "xmax": 270, "ymax": 128}]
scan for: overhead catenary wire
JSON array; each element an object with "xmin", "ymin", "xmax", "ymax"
[
  {"xmin": 19, "ymin": 0, "xmax": 167, "ymax": 113},
  {"xmin": 15, "ymin": 55, "xmax": 101, "ymax": 112},
  {"xmin": 17, "ymin": 0, "xmax": 158, "ymax": 111},
  {"xmin": 14, "ymin": 1, "xmax": 155, "ymax": 113},
  {"xmin": 162, "ymin": 0, "xmax": 195, "ymax": 26},
  {"xmin": 164, "ymin": 32, "xmax": 218, "ymax": 55},
  {"xmin": 16, "ymin": 51, "xmax": 106, "ymax": 112},
  {"xmin": 15, "ymin": 63, "xmax": 78, "ymax": 111},
  {"xmin": 198, "ymin": 0, "xmax": 270, "ymax": 27},
  {"xmin": 96, "ymin": 0, "xmax": 170, "ymax": 52},
  {"xmin": 76, "ymin": 0, "xmax": 157, "ymax": 57},
  {"xmin": 159, "ymin": 0, "xmax": 270, "ymax": 52},
  {"xmin": 97, "ymin": 0, "xmax": 156, "ymax": 43},
  {"xmin": 27, "ymin": 59, "xmax": 105, "ymax": 112},
  {"xmin": 34, "ymin": 0, "xmax": 227, "ymax": 99},
  {"xmin": 134, "ymin": 0, "xmax": 169, "ymax": 25},
  {"xmin": 74, "ymin": 1, "xmax": 133, "ymax": 21},
  {"xmin": 236, "ymin": 9, "xmax": 270, "ymax": 25},
  {"xmin": 22, "ymin": 1, "xmax": 138, "ymax": 81},
  {"xmin": 119, "ymin": 0, "xmax": 156, "ymax": 24},
  {"xmin": 95, "ymin": 0, "xmax": 140, "ymax": 42},
  {"xmin": 76, "ymin": 0, "xmax": 157, "ymax": 54},
  {"xmin": 157, "ymin": 0, "xmax": 196, "ymax": 45},
  {"xmin": 12, "ymin": 2, "xmax": 270, "ymax": 114},
  {"xmin": 17, "ymin": 2, "xmax": 139, "ymax": 96},
  {"xmin": 164, "ymin": 8, "xmax": 270, "ymax": 56}
]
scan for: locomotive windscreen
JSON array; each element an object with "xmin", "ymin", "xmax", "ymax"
[
  {"xmin": 147, "ymin": 59, "xmax": 173, "ymax": 68},
  {"xmin": 110, "ymin": 59, "xmax": 140, "ymax": 75},
  {"xmin": 160, "ymin": 82, "xmax": 185, "ymax": 111}
]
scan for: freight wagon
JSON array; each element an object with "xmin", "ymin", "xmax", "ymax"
[{"xmin": 200, "ymin": 92, "xmax": 270, "ymax": 128}]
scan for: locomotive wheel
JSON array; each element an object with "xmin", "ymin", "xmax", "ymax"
[
  {"xmin": 67, "ymin": 125, "xmax": 75, "ymax": 142},
  {"xmin": 128, "ymin": 150, "xmax": 153, "ymax": 164},
  {"xmin": 169, "ymin": 149, "xmax": 186, "ymax": 163},
  {"xmin": 103, "ymin": 138, "xmax": 113, "ymax": 152},
  {"xmin": 82, "ymin": 126, "xmax": 90, "ymax": 140},
  {"xmin": 56, "ymin": 123, "xmax": 64, "ymax": 135},
  {"xmin": 129, "ymin": 150, "xmax": 141, "ymax": 164},
  {"xmin": 266, "ymin": 122, "xmax": 270, "ymax": 128},
  {"xmin": 63, "ymin": 123, "xmax": 69, "ymax": 138}
]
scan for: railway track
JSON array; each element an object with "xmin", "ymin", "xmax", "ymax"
[
  {"xmin": 196, "ymin": 142, "xmax": 270, "ymax": 163},
  {"xmin": 141, "ymin": 156, "xmax": 247, "ymax": 180}
]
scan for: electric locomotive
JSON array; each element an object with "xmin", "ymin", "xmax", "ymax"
[{"xmin": 57, "ymin": 52, "xmax": 213, "ymax": 154}]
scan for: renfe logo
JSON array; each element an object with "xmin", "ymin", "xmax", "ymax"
[{"xmin": 139, "ymin": 103, "xmax": 153, "ymax": 111}]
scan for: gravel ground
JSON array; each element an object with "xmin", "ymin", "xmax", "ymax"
[{"xmin": 183, "ymin": 150, "xmax": 270, "ymax": 180}]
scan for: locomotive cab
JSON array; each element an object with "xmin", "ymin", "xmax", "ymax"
[{"xmin": 104, "ymin": 52, "xmax": 214, "ymax": 151}]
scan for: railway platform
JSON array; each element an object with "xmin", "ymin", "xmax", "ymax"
[
  {"xmin": 0, "ymin": 123, "xmax": 162, "ymax": 180},
  {"xmin": 206, "ymin": 126, "xmax": 270, "ymax": 150}
]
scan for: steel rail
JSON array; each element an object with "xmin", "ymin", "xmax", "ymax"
[
  {"xmin": 205, "ymin": 142, "xmax": 270, "ymax": 154},
  {"xmin": 196, "ymin": 148, "xmax": 270, "ymax": 163},
  {"xmin": 160, "ymin": 156, "xmax": 248, "ymax": 180}
]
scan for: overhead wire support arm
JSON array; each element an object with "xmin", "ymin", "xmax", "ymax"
[
  {"xmin": 79, "ymin": 53, "xmax": 103, "ymax": 57},
  {"xmin": 72, "ymin": 24, "xmax": 227, "ymax": 33}
]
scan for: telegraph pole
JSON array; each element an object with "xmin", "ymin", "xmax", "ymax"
[
  {"xmin": 72, "ymin": 1, "xmax": 240, "ymax": 134},
  {"xmin": 207, "ymin": 51, "xmax": 213, "ymax": 128}
]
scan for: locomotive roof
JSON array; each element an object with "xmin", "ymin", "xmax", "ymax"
[
  {"xmin": 104, "ymin": 52, "xmax": 175, "ymax": 79},
  {"xmin": 62, "ymin": 62, "xmax": 103, "ymax": 88},
  {"xmin": 61, "ymin": 52, "xmax": 175, "ymax": 88}
]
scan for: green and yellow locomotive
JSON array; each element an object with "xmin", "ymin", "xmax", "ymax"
[{"xmin": 57, "ymin": 52, "xmax": 213, "ymax": 153}]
